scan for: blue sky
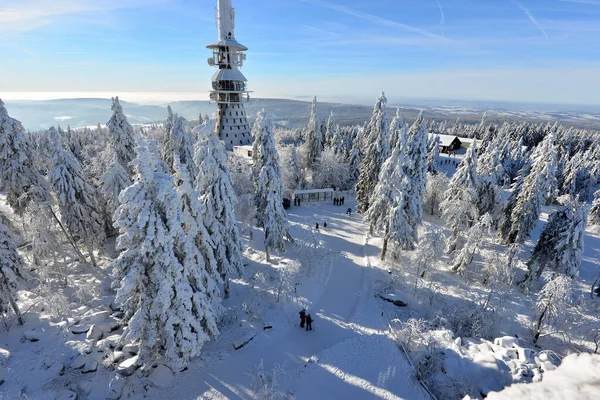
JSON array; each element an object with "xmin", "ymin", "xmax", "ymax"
[{"xmin": 1, "ymin": 0, "xmax": 600, "ymax": 105}]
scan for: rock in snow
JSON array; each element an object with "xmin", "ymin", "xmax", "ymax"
[
  {"xmin": 70, "ymin": 325, "xmax": 90, "ymax": 334},
  {"xmin": 86, "ymin": 325, "xmax": 103, "ymax": 341},
  {"xmin": 81, "ymin": 310, "xmax": 110, "ymax": 325},
  {"xmin": 107, "ymin": 375, "xmax": 125, "ymax": 399},
  {"xmin": 70, "ymin": 354, "xmax": 87, "ymax": 369},
  {"xmin": 122, "ymin": 343, "xmax": 139, "ymax": 355},
  {"xmin": 148, "ymin": 364, "xmax": 174, "ymax": 388},
  {"xmin": 0, "ymin": 365, "xmax": 7, "ymax": 386},
  {"xmin": 117, "ymin": 355, "xmax": 140, "ymax": 376},
  {"xmin": 23, "ymin": 330, "xmax": 42, "ymax": 342},
  {"xmin": 81, "ymin": 359, "xmax": 98, "ymax": 373}
]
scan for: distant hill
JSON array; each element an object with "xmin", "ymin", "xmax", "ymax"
[{"xmin": 3, "ymin": 97, "xmax": 599, "ymax": 132}]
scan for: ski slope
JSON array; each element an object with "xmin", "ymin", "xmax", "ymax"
[{"xmin": 150, "ymin": 198, "xmax": 428, "ymax": 399}]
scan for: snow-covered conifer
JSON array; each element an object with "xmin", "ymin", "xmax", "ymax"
[
  {"xmin": 451, "ymin": 214, "xmax": 493, "ymax": 275},
  {"xmin": 324, "ymin": 111, "xmax": 335, "ymax": 149},
  {"xmin": 423, "ymin": 172, "xmax": 449, "ymax": 216},
  {"xmin": 161, "ymin": 105, "xmax": 175, "ymax": 166},
  {"xmin": 168, "ymin": 115, "xmax": 198, "ymax": 182},
  {"xmin": 100, "ymin": 154, "xmax": 131, "ymax": 226},
  {"xmin": 440, "ymin": 142, "xmax": 479, "ymax": 249},
  {"xmin": 49, "ymin": 127, "xmax": 105, "ymax": 266},
  {"xmin": 0, "ymin": 99, "xmax": 50, "ymax": 215},
  {"xmin": 389, "ymin": 108, "xmax": 404, "ymax": 151},
  {"xmin": 403, "ymin": 111, "xmax": 429, "ymax": 224},
  {"xmin": 365, "ymin": 134, "xmax": 413, "ymax": 257},
  {"xmin": 589, "ymin": 189, "xmax": 600, "ymax": 226},
  {"xmin": 523, "ymin": 199, "xmax": 587, "ymax": 287},
  {"xmin": 411, "ymin": 227, "xmax": 445, "ymax": 289},
  {"xmin": 112, "ymin": 143, "xmax": 222, "ymax": 371},
  {"xmin": 356, "ymin": 93, "xmax": 390, "ymax": 214},
  {"xmin": 347, "ymin": 146, "xmax": 361, "ymax": 186},
  {"xmin": 427, "ymin": 134, "xmax": 441, "ymax": 174},
  {"xmin": 107, "ymin": 97, "xmax": 136, "ymax": 175},
  {"xmin": 252, "ymin": 111, "xmax": 287, "ymax": 260},
  {"xmin": 195, "ymin": 127, "xmax": 244, "ymax": 298},
  {"xmin": 502, "ymin": 133, "xmax": 557, "ymax": 244},
  {"xmin": 0, "ymin": 222, "xmax": 25, "ymax": 325},
  {"xmin": 305, "ymin": 96, "xmax": 322, "ymax": 164},
  {"xmin": 281, "ymin": 145, "xmax": 304, "ymax": 191}
]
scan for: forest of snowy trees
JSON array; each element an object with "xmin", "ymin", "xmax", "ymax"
[{"xmin": 1, "ymin": 93, "xmax": 600, "ymax": 399}]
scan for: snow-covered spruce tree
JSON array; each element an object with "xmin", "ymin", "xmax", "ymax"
[
  {"xmin": 533, "ymin": 273, "xmax": 574, "ymax": 344},
  {"xmin": 0, "ymin": 222, "xmax": 26, "ymax": 325},
  {"xmin": 107, "ymin": 96, "xmax": 136, "ymax": 176},
  {"xmin": 523, "ymin": 199, "xmax": 587, "ymax": 288},
  {"xmin": 252, "ymin": 111, "xmax": 287, "ymax": 261},
  {"xmin": 356, "ymin": 92, "xmax": 390, "ymax": 214},
  {"xmin": 331, "ymin": 124, "xmax": 344, "ymax": 157},
  {"xmin": 0, "ymin": 99, "xmax": 51, "ymax": 215},
  {"xmin": 324, "ymin": 111, "xmax": 335, "ymax": 149},
  {"xmin": 312, "ymin": 148, "xmax": 349, "ymax": 190},
  {"xmin": 440, "ymin": 142, "xmax": 479, "ymax": 251},
  {"xmin": 347, "ymin": 145, "xmax": 361, "ymax": 187},
  {"xmin": 305, "ymin": 96, "xmax": 322, "ymax": 165},
  {"xmin": 161, "ymin": 105, "xmax": 175, "ymax": 167},
  {"xmin": 427, "ymin": 134, "xmax": 441, "ymax": 174},
  {"xmin": 100, "ymin": 153, "xmax": 131, "ymax": 230},
  {"xmin": 365, "ymin": 134, "xmax": 413, "ymax": 258},
  {"xmin": 502, "ymin": 133, "xmax": 557, "ymax": 244},
  {"xmin": 389, "ymin": 108, "xmax": 404, "ymax": 152},
  {"xmin": 451, "ymin": 213, "xmax": 493, "ymax": 276},
  {"xmin": 112, "ymin": 143, "xmax": 222, "ymax": 372},
  {"xmin": 477, "ymin": 133, "xmax": 507, "ymax": 186},
  {"xmin": 281, "ymin": 145, "xmax": 304, "ymax": 191},
  {"xmin": 49, "ymin": 127, "xmax": 105, "ymax": 266},
  {"xmin": 168, "ymin": 115, "xmax": 198, "ymax": 182},
  {"xmin": 589, "ymin": 189, "xmax": 600, "ymax": 226},
  {"xmin": 476, "ymin": 174, "xmax": 501, "ymax": 219},
  {"xmin": 195, "ymin": 127, "xmax": 244, "ymax": 299},
  {"xmin": 411, "ymin": 227, "xmax": 445, "ymax": 290},
  {"xmin": 403, "ymin": 111, "xmax": 429, "ymax": 224},
  {"xmin": 423, "ymin": 172, "xmax": 449, "ymax": 216}
]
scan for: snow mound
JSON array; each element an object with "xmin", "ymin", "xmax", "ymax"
[{"xmin": 486, "ymin": 353, "xmax": 600, "ymax": 400}]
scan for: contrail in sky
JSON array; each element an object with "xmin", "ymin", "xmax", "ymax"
[
  {"xmin": 511, "ymin": 0, "xmax": 548, "ymax": 40},
  {"xmin": 436, "ymin": 0, "xmax": 445, "ymax": 38}
]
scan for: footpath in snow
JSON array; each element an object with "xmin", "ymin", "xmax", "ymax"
[{"xmin": 151, "ymin": 199, "xmax": 428, "ymax": 400}]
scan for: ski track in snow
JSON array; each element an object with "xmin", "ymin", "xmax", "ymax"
[{"xmin": 150, "ymin": 198, "xmax": 428, "ymax": 400}]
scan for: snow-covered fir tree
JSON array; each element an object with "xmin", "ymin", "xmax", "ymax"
[
  {"xmin": 501, "ymin": 133, "xmax": 557, "ymax": 244},
  {"xmin": 161, "ymin": 105, "xmax": 175, "ymax": 166},
  {"xmin": 451, "ymin": 214, "xmax": 493, "ymax": 275},
  {"xmin": 252, "ymin": 111, "xmax": 287, "ymax": 260},
  {"xmin": 356, "ymin": 92, "xmax": 390, "ymax": 214},
  {"xmin": 0, "ymin": 99, "xmax": 50, "ymax": 215},
  {"xmin": 523, "ymin": 198, "xmax": 588, "ymax": 287},
  {"xmin": 389, "ymin": 108, "xmax": 404, "ymax": 152},
  {"xmin": 0, "ymin": 221, "xmax": 25, "ymax": 325},
  {"xmin": 195, "ymin": 127, "xmax": 244, "ymax": 298},
  {"xmin": 281, "ymin": 145, "xmax": 304, "ymax": 191},
  {"xmin": 440, "ymin": 142, "xmax": 479, "ymax": 250},
  {"xmin": 365, "ymin": 133, "xmax": 413, "ymax": 257},
  {"xmin": 423, "ymin": 172, "xmax": 449, "ymax": 216},
  {"xmin": 305, "ymin": 96, "xmax": 322, "ymax": 164},
  {"xmin": 107, "ymin": 96, "xmax": 136, "ymax": 176},
  {"xmin": 168, "ymin": 115, "xmax": 198, "ymax": 182},
  {"xmin": 48, "ymin": 127, "xmax": 105, "ymax": 266},
  {"xmin": 324, "ymin": 111, "xmax": 335, "ymax": 149},
  {"xmin": 347, "ymin": 145, "xmax": 361, "ymax": 187},
  {"xmin": 427, "ymin": 134, "xmax": 441, "ymax": 174},
  {"xmin": 100, "ymin": 153, "xmax": 131, "ymax": 229},
  {"xmin": 589, "ymin": 189, "xmax": 600, "ymax": 226},
  {"xmin": 403, "ymin": 111, "xmax": 429, "ymax": 225},
  {"xmin": 112, "ymin": 143, "xmax": 222, "ymax": 372}
]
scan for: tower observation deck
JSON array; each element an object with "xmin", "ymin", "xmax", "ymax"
[{"xmin": 207, "ymin": 0, "xmax": 252, "ymax": 150}]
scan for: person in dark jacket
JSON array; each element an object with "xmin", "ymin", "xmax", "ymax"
[
  {"xmin": 315, "ymin": 222, "xmax": 319, "ymax": 230},
  {"xmin": 323, "ymin": 221, "xmax": 327, "ymax": 230},
  {"xmin": 299, "ymin": 308, "xmax": 306, "ymax": 327},
  {"xmin": 306, "ymin": 314, "xmax": 313, "ymax": 331},
  {"xmin": 341, "ymin": 196, "xmax": 345, "ymax": 205}
]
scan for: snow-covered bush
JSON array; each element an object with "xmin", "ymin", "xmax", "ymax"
[{"xmin": 248, "ymin": 360, "xmax": 287, "ymax": 400}]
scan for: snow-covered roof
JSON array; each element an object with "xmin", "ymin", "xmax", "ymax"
[
  {"xmin": 429, "ymin": 133, "xmax": 461, "ymax": 147},
  {"xmin": 294, "ymin": 188, "xmax": 335, "ymax": 195}
]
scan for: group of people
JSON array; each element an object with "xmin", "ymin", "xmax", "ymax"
[
  {"xmin": 293, "ymin": 198, "xmax": 302, "ymax": 206},
  {"xmin": 315, "ymin": 222, "xmax": 327, "ymax": 230},
  {"xmin": 299, "ymin": 308, "xmax": 313, "ymax": 331},
  {"xmin": 333, "ymin": 196, "xmax": 345, "ymax": 206}
]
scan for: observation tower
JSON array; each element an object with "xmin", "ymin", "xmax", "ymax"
[{"xmin": 207, "ymin": 0, "xmax": 252, "ymax": 150}]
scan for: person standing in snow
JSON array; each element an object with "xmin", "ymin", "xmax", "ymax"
[
  {"xmin": 323, "ymin": 221, "xmax": 327, "ymax": 230},
  {"xmin": 306, "ymin": 314, "xmax": 313, "ymax": 331},
  {"xmin": 346, "ymin": 207, "xmax": 352, "ymax": 216},
  {"xmin": 341, "ymin": 196, "xmax": 345, "ymax": 205},
  {"xmin": 315, "ymin": 222, "xmax": 319, "ymax": 231},
  {"xmin": 299, "ymin": 308, "xmax": 306, "ymax": 328}
]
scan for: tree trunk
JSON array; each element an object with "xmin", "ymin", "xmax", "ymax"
[
  {"xmin": 223, "ymin": 275, "xmax": 230, "ymax": 299},
  {"xmin": 534, "ymin": 303, "xmax": 549, "ymax": 344},
  {"xmin": 48, "ymin": 207, "xmax": 86, "ymax": 263},
  {"xmin": 265, "ymin": 246, "xmax": 270, "ymax": 262},
  {"xmin": 1, "ymin": 279, "xmax": 23, "ymax": 326},
  {"xmin": 380, "ymin": 223, "xmax": 390, "ymax": 260},
  {"xmin": 85, "ymin": 238, "xmax": 97, "ymax": 268}
]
